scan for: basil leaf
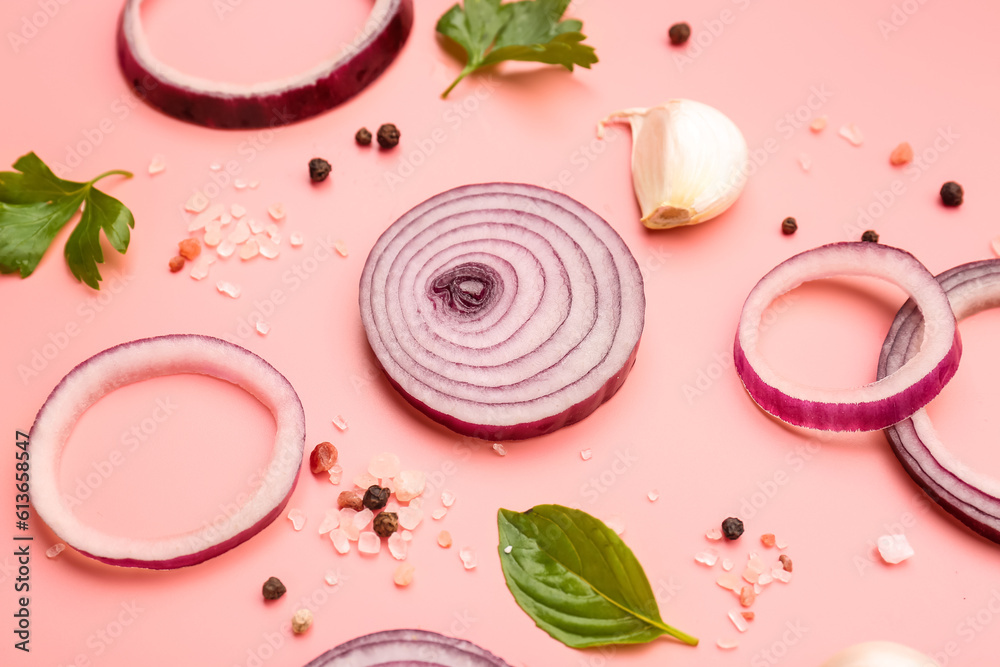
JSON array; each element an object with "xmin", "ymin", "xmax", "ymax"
[{"xmin": 497, "ymin": 504, "xmax": 698, "ymax": 648}]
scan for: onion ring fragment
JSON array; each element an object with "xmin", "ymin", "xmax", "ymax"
[{"xmin": 302, "ymin": 629, "xmax": 512, "ymax": 666}]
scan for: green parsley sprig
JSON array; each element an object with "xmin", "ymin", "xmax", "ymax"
[
  {"xmin": 0, "ymin": 152, "xmax": 134, "ymax": 290},
  {"xmin": 436, "ymin": 0, "xmax": 598, "ymax": 98}
]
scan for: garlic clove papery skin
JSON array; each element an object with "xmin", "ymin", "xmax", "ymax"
[
  {"xmin": 820, "ymin": 641, "xmax": 941, "ymax": 667},
  {"xmin": 601, "ymin": 99, "xmax": 748, "ymax": 230}
]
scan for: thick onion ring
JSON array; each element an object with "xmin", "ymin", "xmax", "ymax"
[
  {"xmin": 29, "ymin": 335, "xmax": 306, "ymax": 569},
  {"xmin": 735, "ymin": 242, "xmax": 960, "ymax": 431},
  {"xmin": 117, "ymin": 0, "xmax": 414, "ymax": 128},
  {"xmin": 359, "ymin": 183, "xmax": 645, "ymax": 441},
  {"xmin": 302, "ymin": 629, "xmax": 512, "ymax": 666},
  {"xmin": 879, "ymin": 259, "xmax": 1000, "ymax": 544}
]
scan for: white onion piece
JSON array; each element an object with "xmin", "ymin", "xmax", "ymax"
[
  {"xmin": 359, "ymin": 183, "xmax": 645, "ymax": 441},
  {"xmin": 29, "ymin": 335, "xmax": 305, "ymax": 569},
  {"xmin": 116, "ymin": 0, "xmax": 413, "ymax": 128},
  {"xmin": 821, "ymin": 641, "xmax": 940, "ymax": 666},
  {"xmin": 879, "ymin": 259, "xmax": 1000, "ymax": 543},
  {"xmin": 735, "ymin": 242, "xmax": 959, "ymax": 431},
  {"xmin": 303, "ymin": 629, "xmax": 512, "ymax": 666}
]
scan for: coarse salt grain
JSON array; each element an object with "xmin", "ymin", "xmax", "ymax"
[
  {"xmin": 217, "ymin": 281, "xmax": 241, "ymax": 298},
  {"xmin": 647, "ymin": 490, "xmax": 660, "ymax": 502},
  {"xmin": 890, "ymin": 142, "xmax": 914, "ymax": 166},
  {"xmin": 189, "ymin": 203, "xmax": 225, "ymax": 231},
  {"xmin": 877, "ymin": 533, "xmax": 915, "ymax": 564},
  {"xmin": 256, "ymin": 321, "xmax": 270, "ymax": 336},
  {"xmin": 694, "ymin": 549, "xmax": 719, "ymax": 567},
  {"xmin": 706, "ymin": 528, "xmax": 723, "ymax": 541},
  {"xmin": 287, "ymin": 508, "xmax": 306, "ymax": 531},
  {"xmin": 216, "ymin": 239, "xmax": 236, "ymax": 258},
  {"xmin": 798, "ymin": 153, "xmax": 812, "ymax": 172},
  {"xmin": 231, "ymin": 204, "xmax": 246, "ymax": 218},
  {"xmin": 438, "ymin": 531, "xmax": 453, "ymax": 548},
  {"xmin": 358, "ymin": 531, "xmax": 381, "ymax": 554},
  {"xmin": 258, "ymin": 238, "xmax": 280, "ymax": 259},
  {"xmin": 459, "ymin": 547, "xmax": 477, "ymax": 570},
  {"xmin": 716, "ymin": 572, "xmax": 742, "ymax": 593},
  {"xmin": 401, "ymin": 530, "xmax": 413, "ymax": 542},
  {"xmin": 388, "ymin": 533, "xmax": 408, "ymax": 560},
  {"xmin": 721, "ymin": 558, "xmax": 734, "ymax": 571},
  {"xmin": 839, "ymin": 123, "xmax": 864, "ymax": 146},
  {"xmin": 809, "ymin": 116, "xmax": 827, "ymax": 133},
  {"xmin": 353, "ymin": 508, "xmax": 374, "ymax": 531},
  {"xmin": 328, "ymin": 464, "xmax": 343, "ymax": 485},
  {"xmin": 580, "ymin": 449, "xmax": 593, "ymax": 461},
  {"xmin": 228, "ymin": 220, "xmax": 251, "ymax": 244},
  {"xmin": 204, "ymin": 227, "xmax": 223, "ymax": 247},
  {"xmin": 728, "ymin": 609, "xmax": 749, "ymax": 632},
  {"xmin": 504, "ymin": 545, "xmax": 513, "ymax": 554},
  {"xmin": 739, "ymin": 585, "xmax": 756, "ymax": 607},
  {"xmin": 324, "ymin": 570, "xmax": 340, "ymax": 586},
  {"xmin": 249, "ymin": 218, "xmax": 266, "ymax": 234},
  {"xmin": 290, "ymin": 232, "xmax": 304, "ymax": 247},
  {"xmin": 394, "ymin": 563, "xmax": 415, "ymax": 586},
  {"xmin": 239, "ymin": 239, "xmax": 260, "ymax": 260},
  {"xmin": 757, "ymin": 571, "xmax": 773, "ymax": 586},
  {"xmin": 330, "ymin": 528, "xmax": 350, "ymax": 554},
  {"xmin": 249, "ymin": 180, "xmax": 260, "ymax": 189},
  {"xmin": 394, "ymin": 470, "xmax": 426, "ymax": 502},
  {"xmin": 432, "ymin": 508, "xmax": 448, "ymax": 520},
  {"xmin": 189, "ymin": 255, "xmax": 215, "ymax": 281},
  {"xmin": 398, "ymin": 506, "xmax": 424, "ymax": 531},
  {"xmin": 318, "ymin": 509, "xmax": 340, "ymax": 534},
  {"xmin": 46, "ymin": 543, "xmax": 66, "ymax": 558},
  {"xmin": 268, "ymin": 203, "xmax": 286, "ymax": 221},
  {"xmin": 185, "ymin": 192, "xmax": 209, "ymax": 213},
  {"xmin": 369, "ymin": 453, "xmax": 401, "ymax": 479},
  {"xmin": 291, "ymin": 609, "xmax": 313, "ymax": 634},
  {"xmin": 334, "ymin": 240, "xmax": 348, "ymax": 257},
  {"xmin": 234, "ymin": 179, "xmax": 248, "ymax": 190},
  {"xmin": 492, "ymin": 443, "xmax": 507, "ymax": 456},
  {"xmin": 332, "ymin": 415, "xmax": 349, "ymax": 431},
  {"xmin": 354, "ymin": 473, "xmax": 378, "ymax": 489},
  {"xmin": 760, "ymin": 533, "xmax": 776, "ymax": 548},
  {"xmin": 209, "ymin": 162, "xmax": 222, "ymax": 171},
  {"xmin": 441, "ymin": 490, "xmax": 456, "ymax": 507},
  {"xmin": 148, "ymin": 155, "xmax": 166, "ymax": 175},
  {"xmin": 604, "ymin": 515, "xmax": 625, "ymax": 535},
  {"xmin": 717, "ymin": 639, "xmax": 739, "ymax": 650},
  {"xmin": 771, "ymin": 566, "xmax": 792, "ymax": 583},
  {"xmin": 775, "ymin": 536, "xmax": 789, "ymax": 549}
]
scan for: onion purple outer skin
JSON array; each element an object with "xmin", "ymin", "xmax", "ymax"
[
  {"xmin": 879, "ymin": 259, "xmax": 1000, "ymax": 545},
  {"xmin": 302, "ymin": 629, "xmax": 512, "ymax": 667},
  {"xmin": 734, "ymin": 242, "xmax": 960, "ymax": 432},
  {"xmin": 116, "ymin": 0, "xmax": 414, "ymax": 129},
  {"xmin": 29, "ymin": 335, "xmax": 306, "ymax": 569}
]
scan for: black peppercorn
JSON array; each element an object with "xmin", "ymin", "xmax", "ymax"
[
  {"xmin": 940, "ymin": 181, "xmax": 963, "ymax": 207},
  {"xmin": 781, "ymin": 217, "xmax": 797, "ymax": 235},
  {"xmin": 376, "ymin": 123, "xmax": 400, "ymax": 149},
  {"xmin": 363, "ymin": 485, "xmax": 391, "ymax": 511},
  {"xmin": 861, "ymin": 229, "xmax": 880, "ymax": 243},
  {"xmin": 668, "ymin": 22, "xmax": 691, "ymax": 46},
  {"xmin": 262, "ymin": 576, "xmax": 286, "ymax": 600},
  {"xmin": 308, "ymin": 157, "xmax": 331, "ymax": 182},
  {"xmin": 721, "ymin": 517, "xmax": 744, "ymax": 540},
  {"xmin": 355, "ymin": 127, "xmax": 372, "ymax": 146},
  {"xmin": 373, "ymin": 511, "xmax": 399, "ymax": 538}
]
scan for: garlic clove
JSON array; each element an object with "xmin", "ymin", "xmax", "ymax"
[
  {"xmin": 820, "ymin": 641, "xmax": 940, "ymax": 667},
  {"xmin": 600, "ymin": 99, "xmax": 748, "ymax": 230}
]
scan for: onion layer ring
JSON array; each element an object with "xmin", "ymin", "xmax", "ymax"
[
  {"xmin": 879, "ymin": 259, "xmax": 1000, "ymax": 543},
  {"xmin": 117, "ymin": 0, "xmax": 414, "ymax": 128},
  {"xmin": 29, "ymin": 335, "xmax": 306, "ymax": 569},
  {"xmin": 302, "ymin": 629, "xmax": 512, "ymax": 666},
  {"xmin": 735, "ymin": 242, "xmax": 960, "ymax": 431}
]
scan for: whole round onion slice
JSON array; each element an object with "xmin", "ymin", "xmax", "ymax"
[
  {"xmin": 879, "ymin": 259, "xmax": 1000, "ymax": 544},
  {"xmin": 359, "ymin": 183, "xmax": 645, "ymax": 441},
  {"xmin": 303, "ymin": 629, "xmax": 512, "ymax": 666},
  {"xmin": 29, "ymin": 335, "xmax": 306, "ymax": 569},
  {"xmin": 116, "ymin": 0, "xmax": 414, "ymax": 128},
  {"xmin": 735, "ymin": 242, "xmax": 960, "ymax": 431}
]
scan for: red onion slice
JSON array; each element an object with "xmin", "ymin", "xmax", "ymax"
[
  {"xmin": 302, "ymin": 629, "xmax": 512, "ymax": 666},
  {"xmin": 359, "ymin": 183, "xmax": 645, "ymax": 441},
  {"xmin": 735, "ymin": 242, "xmax": 960, "ymax": 431},
  {"xmin": 879, "ymin": 260, "xmax": 1000, "ymax": 543},
  {"xmin": 117, "ymin": 0, "xmax": 413, "ymax": 128},
  {"xmin": 29, "ymin": 335, "xmax": 306, "ymax": 569}
]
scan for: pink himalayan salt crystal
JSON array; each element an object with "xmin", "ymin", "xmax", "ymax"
[
  {"xmin": 398, "ymin": 505, "xmax": 424, "ymax": 530},
  {"xmin": 394, "ymin": 470, "xmax": 426, "ymax": 502},
  {"xmin": 839, "ymin": 123, "xmax": 864, "ymax": 146},
  {"xmin": 604, "ymin": 515, "xmax": 625, "ymax": 535},
  {"xmin": 438, "ymin": 531, "xmax": 453, "ymax": 548},
  {"xmin": 249, "ymin": 179, "xmax": 260, "ymax": 189},
  {"xmin": 382, "ymin": 478, "xmax": 397, "ymax": 494},
  {"xmin": 394, "ymin": 563, "xmax": 415, "ymax": 586},
  {"xmin": 354, "ymin": 472, "xmax": 378, "ymax": 489},
  {"xmin": 716, "ymin": 572, "xmax": 743, "ymax": 593},
  {"xmin": 728, "ymin": 609, "xmax": 749, "ymax": 633},
  {"xmin": 459, "ymin": 547, "xmax": 477, "ymax": 570},
  {"xmin": 209, "ymin": 163, "xmax": 222, "ymax": 171},
  {"xmin": 441, "ymin": 490, "xmax": 456, "ymax": 508},
  {"xmin": 647, "ymin": 490, "xmax": 660, "ymax": 502},
  {"xmin": 580, "ymin": 449, "xmax": 593, "ymax": 461},
  {"xmin": 331, "ymin": 415, "xmax": 349, "ymax": 431},
  {"xmin": 775, "ymin": 536, "xmax": 789, "ymax": 549},
  {"xmin": 339, "ymin": 509, "xmax": 360, "ymax": 540},
  {"xmin": 249, "ymin": 218, "xmax": 266, "ymax": 234},
  {"xmin": 492, "ymin": 443, "xmax": 507, "ymax": 456},
  {"xmin": 228, "ymin": 220, "xmax": 251, "ymax": 244},
  {"xmin": 334, "ymin": 240, "xmax": 348, "ymax": 257},
  {"xmin": 46, "ymin": 543, "xmax": 66, "ymax": 558},
  {"xmin": 148, "ymin": 155, "xmax": 166, "ymax": 175},
  {"xmin": 353, "ymin": 508, "xmax": 374, "ymax": 531},
  {"xmin": 259, "ymin": 238, "xmax": 280, "ymax": 260},
  {"xmin": 268, "ymin": 203, "xmax": 286, "ymax": 221},
  {"xmin": 409, "ymin": 497, "xmax": 424, "ymax": 511},
  {"xmin": 219, "ymin": 212, "xmax": 233, "ymax": 228},
  {"xmin": 388, "ymin": 532, "xmax": 408, "ymax": 560},
  {"xmin": 717, "ymin": 639, "xmax": 739, "ymax": 650},
  {"xmin": 503, "ymin": 545, "xmax": 512, "ymax": 554},
  {"xmin": 265, "ymin": 222, "xmax": 280, "ymax": 236},
  {"xmin": 401, "ymin": 530, "xmax": 413, "ymax": 542},
  {"xmin": 739, "ymin": 585, "xmax": 756, "ymax": 608},
  {"xmin": 240, "ymin": 239, "xmax": 260, "ymax": 260},
  {"xmin": 217, "ymin": 239, "xmax": 237, "ymax": 258},
  {"xmin": 757, "ymin": 571, "xmax": 773, "ymax": 586},
  {"xmin": 287, "ymin": 508, "xmax": 306, "ymax": 531},
  {"xmin": 432, "ymin": 508, "xmax": 448, "ymax": 521},
  {"xmin": 318, "ymin": 509, "xmax": 340, "ymax": 534},
  {"xmin": 358, "ymin": 531, "xmax": 381, "ymax": 555},
  {"xmin": 890, "ymin": 142, "xmax": 914, "ymax": 166},
  {"xmin": 324, "ymin": 570, "xmax": 340, "ymax": 586},
  {"xmin": 771, "ymin": 566, "xmax": 793, "ymax": 583},
  {"xmin": 809, "ymin": 116, "xmax": 827, "ymax": 133},
  {"xmin": 330, "ymin": 528, "xmax": 350, "ymax": 554},
  {"xmin": 721, "ymin": 558, "xmax": 734, "ymax": 571},
  {"xmin": 799, "ymin": 153, "xmax": 812, "ymax": 172},
  {"xmin": 290, "ymin": 232, "xmax": 304, "ymax": 247},
  {"xmin": 230, "ymin": 203, "xmax": 246, "ymax": 218},
  {"xmin": 694, "ymin": 549, "xmax": 719, "ymax": 567},
  {"xmin": 877, "ymin": 533, "xmax": 914, "ymax": 564},
  {"xmin": 185, "ymin": 192, "xmax": 209, "ymax": 213},
  {"xmin": 204, "ymin": 227, "xmax": 223, "ymax": 247},
  {"xmin": 216, "ymin": 281, "xmax": 241, "ymax": 299},
  {"xmin": 384, "ymin": 500, "xmax": 401, "ymax": 514},
  {"xmin": 189, "ymin": 203, "xmax": 225, "ymax": 232},
  {"xmin": 234, "ymin": 179, "xmax": 248, "ymax": 190},
  {"xmin": 256, "ymin": 321, "xmax": 270, "ymax": 336},
  {"xmin": 706, "ymin": 527, "xmax": 723, "ymax": 541},
  {"xmin": 189, "ymin": 255, "xmax": 215, "ymax": 280},
  {"xmin": 369, "ymin": 453, "xmax": 402, "ymax": 479}
]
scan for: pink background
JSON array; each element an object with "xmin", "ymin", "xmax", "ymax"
[{"xmin": 3, "ymin": 0, "xmax": 1000, "ymax": 665}]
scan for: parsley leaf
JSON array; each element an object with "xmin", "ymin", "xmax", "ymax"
[
  {"xmin": 0, "ymin": 152, "xmax": 133, "ymax": 289},
  {"xmin": 436, "ymin": 0, "xmax": 598, "ymax": 98}
]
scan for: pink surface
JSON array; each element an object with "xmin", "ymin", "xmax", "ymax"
[{"xmin": 2, "ymin": 0, "xmax": 999, "ymax": 665}]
